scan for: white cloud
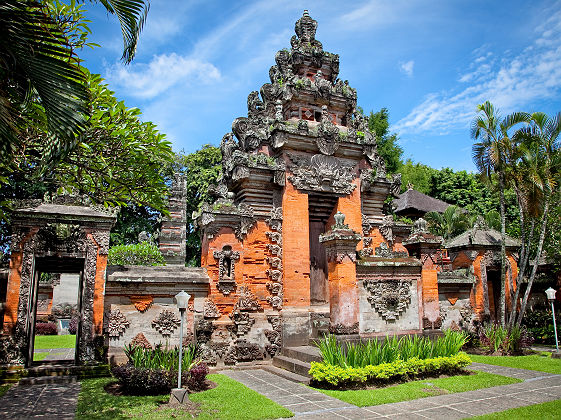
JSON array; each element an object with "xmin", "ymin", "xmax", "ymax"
[
  {"xmin": 105, "ymin": 53, "xmax": 221, "ymax": 99},
  {"xmin": 399, "ymin": 60, "xmax": 414, "ymax": 77},
  {"xmin": 393, "ymin": 7, "xmax": 561, "ymax": 136}
]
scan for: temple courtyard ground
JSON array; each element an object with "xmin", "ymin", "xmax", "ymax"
[{"xmin": 0, "ymin": 359, "xmax": 560, "ymax": 419}]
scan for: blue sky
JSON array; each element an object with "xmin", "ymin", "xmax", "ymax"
[{"xmin": 80, "ymin": 0, "xmax": 561, "ymax": 172}]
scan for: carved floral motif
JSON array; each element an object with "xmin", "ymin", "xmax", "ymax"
[
  {"xmin": 106, "ymin": 309, "xmax": 130, "ymax": 338},
  {"xmin": 233, "ymin": 286, "xmax": 262, "ymax": 312},
  {"xmin": 151, "ymin": 309, "xmax": 181, "ymax": 337},
  {"xmin": 130, "ymin": 332, "xmax": 152, "ymax": 349},
  {"xmin": 130, "ymin": 295, "xmax": 153, "ymax": 312},
  {"xmin": 364, "ymin": 280, "xmax": 412, "ymax": 321},
  {"xmin": 203, "ymin": 299, "xmax": 221, "ymax": 318}
]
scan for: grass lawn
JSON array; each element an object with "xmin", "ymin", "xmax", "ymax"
[
  {"xmin": 473, "ymin": 399, "xmax": 561, "ymax": 419},
  {"xmin": 315, "ymin": 371, "xmax": 521, "ymax": 407},
  {"xmin": 34, "ymin": 334, "xmax": 76, "ymax": 349},
  {"xmin": 469, "ymin": 353, "xmax": 561, "ymax": 375},
  {"xmin": 76, "ymin": 374, "xmax": 293, "ymax": 420}
]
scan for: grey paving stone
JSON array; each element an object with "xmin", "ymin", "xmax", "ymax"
[
  {"xmin": 510, "ymin": 390, "xmax": 560, "ymax": 404},
  {"xmin": 415, "ymin": 405, "xmax": 467, "ymax": 420},
  {"xmin": 336, "ymin": 407, "xmax": 379, "ymax": 419},
  {"xmin": 364, "ymin": 403, "xmax": 407, "ymax": 416}
]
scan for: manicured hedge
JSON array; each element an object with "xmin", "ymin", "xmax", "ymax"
[{"xmin": 309, "ymin": 352, "xmax": 472, "ymax": 387}]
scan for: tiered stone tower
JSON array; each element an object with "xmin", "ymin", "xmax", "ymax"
[{"xmin": 194, "ymin": 11, "xmax": 424, "ymax": 366}]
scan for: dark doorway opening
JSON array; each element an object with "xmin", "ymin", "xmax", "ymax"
[
  {"xmin": 487, "ymin": 269, "xmax": 502, "ymax": 323},
  {"xmin": 308, "ymin": 194, "xmax": 338, "ymax": 305},
  {"xmin": 28, "ymin": 257, "xmax": 84, "ymax": 366}
]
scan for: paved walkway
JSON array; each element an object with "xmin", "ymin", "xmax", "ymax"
[
  {"xmin": 34, "ymin": 347, "xmax": 75, "ymax": 362},
  {"xmin": 223, "ymin": 363, "xmax": 561, "ymax": 419},
  {"xmin": 0, "ymin": 382, "xmax": 80, "ymax": 419}
]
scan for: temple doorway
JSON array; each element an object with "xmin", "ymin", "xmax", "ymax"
[
  {"xmin": 29, "ymin": 258, "xmax": 84, "ymax": 365},
  {"xmin": 308, "ymin": 194, "xmax": 337, "ymax": 305},
  {"xmin": 487, "ymin": 269, "xmax": 502, "ymax": 322}
]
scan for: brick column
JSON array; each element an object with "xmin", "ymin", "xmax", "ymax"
[
  {"xmin": 403, "ymin": 218, "xmax": 443, "ymax": 330},
  {"xmin": 320, "ymin": 212, "xmax": 361, "ymax": 334},
  {"xmin": 282, "ymin": 181, "xmax": 310, "ymax": 307}
]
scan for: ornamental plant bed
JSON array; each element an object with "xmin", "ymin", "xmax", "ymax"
[
  {"xmin": 310, "ymin": 330, "xmax": 471, "ymax": 389},
  {"xmin": 309, "ymin": 353, "xmax": 473, "ymax": 389}
]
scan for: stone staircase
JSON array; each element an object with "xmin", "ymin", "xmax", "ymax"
[
  {"xmin": 0, "ymin": 362, "xmax": 110, "ymax": 385},
  {"xmin": 267, "ymin": 346, "xmax": 322, "ymax": 384}
]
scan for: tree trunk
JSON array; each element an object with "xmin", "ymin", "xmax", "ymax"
[
  {"xmin": 480, "ymin": 263, "xmax": 491, "ymax": 320},
  {"xmin": 507, "ymin": 188, "xmax": 528, "ymax": 328},
  {"xmin": 498, "ymin": 172, "xmax": 507, "ymax": 326},
  {"xmin": 516, "ymin": 196, "xmax": 551, "ymax": 327}
]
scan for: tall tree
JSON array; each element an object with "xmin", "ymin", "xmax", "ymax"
[
  {"xmin": 0, "ymin": 0, "xmax": 149, "ymax": 181},
  {"xmin": 514, "ymin": 112, "xmax": 561, "ymax": 327},
  {"xmin": 367, "ymin": 108, "xmax": 403, "ymax": 173},
  {"xmin": 471, "ymin": 101, "xmax": 528, "ymax": 326}
]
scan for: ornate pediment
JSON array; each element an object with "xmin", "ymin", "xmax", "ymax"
[{"xmin": 287, "ymin": 153, "xmax": 356, "ymax": 194}]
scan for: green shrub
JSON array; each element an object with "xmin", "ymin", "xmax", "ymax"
[
  {"xmin": 108, "ymin": 241, "xmax": 165, "ymax": 266},
  {"xmin": 479, "ymin": 324, "xmax": 533, "ymax": 354},
  {"xmin": 309, "ymin": 353, "xmax": 472, "ymax": 387},
  {"xmin": 112, "ymin": 343, "xmax": 206, "ymax": 395},
  {"xmin": 314, "ymin": 330, "xmax": 467, "ymax": 368},
  {"xmin": 522, "ymin": 307, "xmax": 560, "ymax": 345}
]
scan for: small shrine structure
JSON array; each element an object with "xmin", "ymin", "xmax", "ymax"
[{"xmin": 1, "ymin": 197, "xmax": 116, "ymax": 365}]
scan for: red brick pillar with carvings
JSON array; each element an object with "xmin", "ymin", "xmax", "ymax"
[{"xmin": 320, "ymin": 211, "xmax": 361, "ymax": 335}]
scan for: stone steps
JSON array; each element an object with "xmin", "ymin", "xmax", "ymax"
[
  {"xmin": 19, "ymin": 375, "xmax": 78, "ymax": 386},
  {"xmin": 0, "ymin": 363, "xmax": 110, "ymax": 384},
  {"xmin": 272, "ymin": 355, "xmax": 311, "ymax": 377},
  {"xmin": 262, "ymin": 365, "xmax": 310, "ymax": 384}
]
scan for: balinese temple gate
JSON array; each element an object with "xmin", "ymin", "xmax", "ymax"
[{"xmin": 193, "ymin": 11, "xmax": 443, "ymax": 365}]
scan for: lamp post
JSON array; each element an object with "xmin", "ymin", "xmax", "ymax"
[
  {"xmin": 171, "ymin": 290, "xmax": 190, "ymax": 405},
  {"xmin": 545, "ymin": 287, "xmax": 560, "ymax": 357}
]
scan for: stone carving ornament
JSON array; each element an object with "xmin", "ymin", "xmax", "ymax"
[
  {"xmin": 130, "ymin": 295, "xmax": 153, "ymax": 312},
  {"xmin": 213, "ymin": 245, "xmax": 240, "ymax": 295},
  {"xmin": 151, "ymin": 309, "xmax": 181, "ymax": 337},
  {"xmin": 228, "ymin": 311, "xmax": 255, "ymax": 337},
  {"xmin": 233, "ymin": 286, "xmax": 262, "ymax": 312},
  {"xmin": 287, "ymin": 153, "xmax": 356, "ymax": 195},
  {"xmin": 364, "ymin": 280, "xmax": 412, "ymax": 321},
  {"xmin": 203, "ymin": 298, "xmax": 221, "ymax": 318},
  {"xmin": 106, "ymin": 309, "xmax": 130, "ymax": 338}
]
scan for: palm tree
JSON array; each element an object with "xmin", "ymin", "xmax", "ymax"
[
  {"xmin": 425, "ymin": 205, "xmax": 471, "ymax": 240},
  {"xmin": 514, "ymin": 112, "xmax": 561, "ymax": 327},
  {"xmin": 0, "ymin": 0, "xmax": 149, "ymax": 174},
  {"xmin": 471, "ymin": 101, "xmax": 529, "ymax": 326}
]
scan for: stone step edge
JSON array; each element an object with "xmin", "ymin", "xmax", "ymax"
[
  {"xmin": 262, "ymin": 365, "xmax": 310, "ymax": 385},
  {"xmin": 282, "ymin": 347, "xmax": 322, "ymax": 363},
  {"xmin": 272, "ymin": 355, "xmax": 311, "ymax": 377},
  {"xmin": 18, "ymin": 375, "xmax": 78, "ymax": 386}
]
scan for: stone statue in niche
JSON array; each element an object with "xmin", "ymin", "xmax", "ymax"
[{"xmin": 213, "ymin": 245, "xmax": 240, "ymax": 295}]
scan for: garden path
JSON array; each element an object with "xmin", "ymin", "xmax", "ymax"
[
  {"xmin": 222, "ymin": 363, "xmax": 561, "ymax": 419},
  {"xmin": 0, "ymin": 382, "xmax": 80, "ymax": 419}
]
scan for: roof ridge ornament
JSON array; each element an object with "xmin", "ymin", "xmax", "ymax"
[{"xmin": 291, "ymin": 10, "xmax": 323, "ymax": 52}]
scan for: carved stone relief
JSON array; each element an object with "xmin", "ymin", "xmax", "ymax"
[
  {"xmin": 287, "ymin": 154, "xmax": 356, "ymax": 195},
  {"xmin": 105, "ymin": 309, "xmax": 130, "ymax": 338},
  {"xmin": 233, "ymin": 286, "xmax": 262, "ymax": 312},
  {"xmin": 130, "ymin": 295, "xmax": 153, "ymax": 312},
  {"xmin": 213, "ymin": 245, "xmax": 240, "ymax": 295},
  {"xmin": 151, "ymin": 309, "xmax": 181, "ymax": 337},
  {"xmin": 130, "ymin": 332, "xmax": 152, "ymax": 350},
  {"xmin": 364, "ymin": 280, "xmax": 412, "ymax": 321},
  {"xmin": 203, "ymin": 299, "xmax": 221, "ymax": 318},
  {"xmin": 228, "ymin": 311, "xmax": 255, "ymax": 337}
]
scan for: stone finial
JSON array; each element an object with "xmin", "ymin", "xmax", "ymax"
[
  {"xmin": 295, "ymin": 9, "xmax": 318, "ymax": 42},
  {"xmin": 412, "ymin": 218, "xmax": 428, "ymax": 234},
  {"xmin": 333, "ymin": 211, "xmax": 349, "ymax": 230}
]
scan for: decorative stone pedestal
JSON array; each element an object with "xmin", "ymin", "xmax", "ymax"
[
  {"xmin": 169, "ymin": 388, "xmax": 189, "ymax": 406},
  {"xmin": 319, "ymin": 212, "xmax": 361, "ymax": 334},
  {"xmin": 552, "ymin": 351, "xmax": 561, "ymax": 359}
]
